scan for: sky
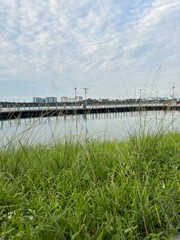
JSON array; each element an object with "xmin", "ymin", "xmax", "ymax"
[{"xmin": 0, "ymin": 0, "xmax": 180, "ymax": 102}]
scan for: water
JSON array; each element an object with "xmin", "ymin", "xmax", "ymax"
[{"xmin": 0, "ymin": 110, "xmax": 179, "ymax": 148}]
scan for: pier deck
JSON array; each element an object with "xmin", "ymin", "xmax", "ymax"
[{"xmin": 0, "ymin": 105, "xmax": 179, "ymax": 120}]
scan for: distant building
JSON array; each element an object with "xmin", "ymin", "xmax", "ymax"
[
  {"xmin": 33, "ymin": 97, "xmax": 45, "ymax": 103},
  {"xmin": 61, "ymin": 96, "xmax": 69, "ymax": 103},
  {"xmin": 45, "ymin": 97, "xmax": 57, "ymax": 103},
  {"xmin": 75, "ymin": 96, "xmax": 83, "ymax": 102},
  {"xmin": 61, "ymin": 96, "xmax": 83, "ymax": 103},
  {"xmin": 33, "ymin": 96, "xmax": 57, "ymax": 103}
]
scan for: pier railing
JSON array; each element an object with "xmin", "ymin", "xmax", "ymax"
[{"xmin": 0, "ymin": 104, "xmax": 179, "ymax": 120}]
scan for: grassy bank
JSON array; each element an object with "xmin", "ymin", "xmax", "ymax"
[{"xmin": 0, "ymin": 132, "xmax": 180, "ymax": 239}]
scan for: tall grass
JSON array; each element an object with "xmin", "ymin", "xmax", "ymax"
[{"xmin": 0, "ymin": 128, "xmax": 179, "ymax": 239}]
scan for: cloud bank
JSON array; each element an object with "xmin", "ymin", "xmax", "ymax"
[{"xmin": 0, "ymin": 0, "xmax": 179, "ymax": 101}]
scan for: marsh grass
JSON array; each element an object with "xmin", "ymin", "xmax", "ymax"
[{"xmin": 0, "ymin": 126, "xmax": 180, "ymax": 239}]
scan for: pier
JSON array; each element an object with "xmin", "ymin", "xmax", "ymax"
[{"xmin": 0, "ymin": 104, "xmax": 179, "ymax": 120}]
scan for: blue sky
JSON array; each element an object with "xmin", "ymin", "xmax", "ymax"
[{"xmin": 0, "ymin": 0, "xmax": 179, "ymax": 102}]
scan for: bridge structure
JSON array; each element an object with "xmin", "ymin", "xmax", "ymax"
[{"xmin": 0, "ymin": 104, "xmax": 179, "ymax": 120}]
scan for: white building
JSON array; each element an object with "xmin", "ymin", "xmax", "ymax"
[
  {"xmin": 61, "ymin": 96, "xmax": 83, "ymax": 103},
  {"xmin": 75, "ymin": 96, "xmax": 83, "ymax": 102},
  {"xmin": 61, "ymin": 96, "xmax": 69, "ymax": 102}
]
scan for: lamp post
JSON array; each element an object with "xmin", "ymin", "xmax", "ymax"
[
  {"xmin": 172, "ymin": 86, "xmax": 175, "ymax": 105},
  {"xmin": 156, "ymin": 91, "xmax": 158, "ymax": 106},
  {"xmin": 74, "ymin": 87, "xmax": 77, "ymax": 108},
  {"xmin": 140, "ymin": 89, "xmax": 142, "ymax": 106},
  {"xmin": 81, "ymin": 88, "xmax": 89, "ymax": 109}
]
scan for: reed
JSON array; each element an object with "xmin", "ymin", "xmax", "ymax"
[{"xmin": 0, "ymin": 129, "xmax": 179, "ymax": 239}]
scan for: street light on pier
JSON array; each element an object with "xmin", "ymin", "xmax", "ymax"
[
  {"xmin": 140, "ymin": 89, "xmax": 142, "ymax": 106},
  {"xmin": 172, "ymin": 86, "xmax": 175, "ymax": 105},
  {"xmin": 74, "ymin": 87, "xmax": 77, "ymax": 107},
  {"xmin": 81, "ymin": 88, "xmax": 89, "ymax": 109},
  {"xmin": 156, "ymin": 91, "xmax": 158, "ymax": 105}
]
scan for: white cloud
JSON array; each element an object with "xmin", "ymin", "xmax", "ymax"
[{"xmin": 0, "ymin": 0, "xmax": 179, "ymax": 99}]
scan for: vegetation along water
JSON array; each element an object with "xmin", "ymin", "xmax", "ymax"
[{"xmin": 0, "ymin": 111, "xmax": 180, "ymax": 239}]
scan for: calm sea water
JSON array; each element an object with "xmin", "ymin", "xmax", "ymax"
[{"xmin": 0, "ymin": 110, "xmax": 179, "ymax": 148}]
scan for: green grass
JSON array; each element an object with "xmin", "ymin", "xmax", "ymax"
[{"xmin": 0, "ymin": 132, "xmax": 180, "ymax": 239}]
